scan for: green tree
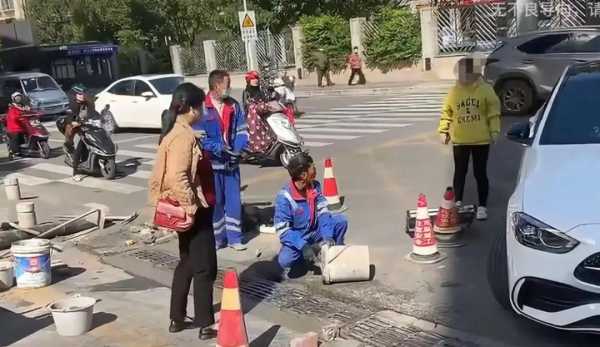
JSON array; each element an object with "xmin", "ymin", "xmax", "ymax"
[
  {"xmin": 25, "ymin": 0, "xmax": 80, "ymax": 44},
  {"xmin": 299, "ymin": 15, "xmax": 351, "ymax": 73}
]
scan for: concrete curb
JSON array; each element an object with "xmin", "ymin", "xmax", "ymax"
[{"xmin": 295, "ymin": 81, "xmax": 455, "ymax": 98}]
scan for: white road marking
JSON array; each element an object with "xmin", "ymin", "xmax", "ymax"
[
  {"xmin": 135, "ymin": 143, "xmax": 158, "ymax": 150},
  {"xmin": 0, "ymin": 158, "xmax": 30, "ymax": 167},
  {"xmin": 301, "ymin": 134, "xmax": 361, "ymax": 140},
  {"xmin": 301, "ymin": 115, "xmax": 354, "ymax": 119},
  {"xmin": 117, "ymin": 149, "xmax": 155, "ymax": 160},
  {"xmin": 334, "ymin": 122, "xmax": 412, "ymax": 128},
  {"xmin": 58, "ymin": 176, "xmax": 145, "ymax": 194},
  {"xmin": 114, "ymin": 135, "xmax": 158, "ymax": 144},
  {"xmin": 299, "ymin": 128, "xmax": 385, "ymax": 134},
  {"xmin": 303, "ymin": 141, "xmax": 333, "ymax": 147},
  {"xmin": 4, "ymin": 173, "xmax": 52, "ymax": 186},
  {"xmin": 128, "ymin": 170, "xmax": 152, "ymax": 179},
  {"xmin": 30, "ymin": 163, "xmax": 77, "ymax": 175}
]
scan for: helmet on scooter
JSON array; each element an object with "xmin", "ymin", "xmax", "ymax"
[
  {"xmin": 71, "ymin": 83, "xmax": 88, "ymax": 102},
  {"xmin": 11, "ymin": 91, "xmax": 30, "ymax": 107}
]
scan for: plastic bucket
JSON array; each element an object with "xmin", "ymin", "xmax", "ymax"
[
  {"xmin": 11, "ymin": 238, "xmax": 51, "ymax": 288},
  {"xmin": 16, "ymin": 201, "xmax": 37, "ymax": 228},
  {"xmin": 0, "ymin": 260, "xmax": 14, "ymax": 290},
  {"xmin": 4, "ymin": 177, "xmax": 21, "ymax": 201},
  {"xmin": 48, "ymin": 296, "xmax": 97, "ymax": 336}
]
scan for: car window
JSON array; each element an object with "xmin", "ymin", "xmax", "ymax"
[
  {"xmin": 0, "ymin": 79, "xmax": 22, "ymax": 97},
  {"xmin": 579, "ymin": 35, "xmax": 600, "ymax": 52},
  {"xmin": 540, "ymin": 72, "xmax": 600, "ymax": 145},
  {"xmin": 134, "ymin": 80, "xmax": 153, "ymax": 96},
  {"xmin": 517, "ymin": 34, "xmax": 570, "ymax": 54},
  {"xmin": 546, "ymin": 32, "xmax": 600, "ymax": 53},
  {"xmin": 149, "ymin": 77, "xmax": 184, "ymax": 95},
  {"xmin": 21, "ymin": 76, "xmax": 59, "ymax": 93},
  {"xmin": 108, "ymin": 80, "xmax": 134, "ymax": 96}
]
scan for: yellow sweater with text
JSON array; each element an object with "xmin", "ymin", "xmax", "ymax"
[{"xmin": 438, "ymin": 80, "xmax": 501, "ymax": 145}]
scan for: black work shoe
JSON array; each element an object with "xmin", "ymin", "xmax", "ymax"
[
  {"xmin": 199, "ymin": 327, "xmax": 218, "ymax": 340},
  {"xmin": 169, "ymin": 320, "xmax": 188, "ymax": 333}
]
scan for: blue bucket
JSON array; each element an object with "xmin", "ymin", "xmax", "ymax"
[{"xmin": 11, "ymin": 239, "xmax": 51, "ymax": 288}]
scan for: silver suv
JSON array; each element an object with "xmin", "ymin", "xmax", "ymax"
[{"xmin": 484, "ymin": 27, "xmax": 600, "ymax": 116}]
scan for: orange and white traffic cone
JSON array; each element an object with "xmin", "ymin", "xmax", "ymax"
[
  {"xmin": 406, "ymin": 194, "xmax": 445, "ymax": 264},
  {"xmin": 434, "ymin": 187, "xmax": 460, "ymax": 234},
  {"xmin": 217, "ymin": 269, "xmax": 249, "ymax": 347},
  {"xmin": 323, "ymin": 157, "xmax": 345, "ymax": 211}
]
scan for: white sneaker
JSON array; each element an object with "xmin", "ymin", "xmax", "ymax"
[
  {"xmin": 476, "ymin": 206, "xmax": 488, "ymax": 221},
  {"xmin": 229, "ymin": 243, "xmax": 247, "ymax": 251},
  {"xmin": 72, "ymin": 174, "xmax": 85, "ymax": 182}
]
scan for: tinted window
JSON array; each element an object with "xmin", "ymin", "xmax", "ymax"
[
  {"xmin": 108, "ymin": 80, "xmax": 134, "ymax": 96},
  {"xmin": 517, "ymin": 34, "xmax": 570, "ymax": 54},
  {"xmin": 541, "ymin": 72, "xmax": 600, "ymax": 145},
  {"xmin": 547, "ymin": 32, "xmax": 600, "ymax": 53},
  {"xmin": 21, "ymin": 76, "xmax": 59, "ymax": 92},
  {"xmin": 149, "ymin": 77, "xmax": 184, "ymax": 95},
  {"xmin": 1, "ymin": 79, "xmax": 22, "ymax": 97},
  {"xmin": 134, "ymin": 80, "xmax": 153, "ymax": 96}
]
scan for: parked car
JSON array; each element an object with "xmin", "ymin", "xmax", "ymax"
[
  {"xmin": 94, "ymin": 74, "xmax": 184, "ymax": 130},
  {"xmin": 0, "ymin": 72, "xmax": 69, "ymax": 117},
  {"xmin": 484, "ymin": 27, "xmax": 600, "ymax": 116},
  {"xmin": 488, "ymin": 61, "xmax": 600, "ymax": 332}
]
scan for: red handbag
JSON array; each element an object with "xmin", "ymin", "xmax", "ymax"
[{"xmin": 153, "ymin": 197, "xmax": 193, "ymax": 232}]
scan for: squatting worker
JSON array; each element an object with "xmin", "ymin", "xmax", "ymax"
[
  {"xmin": 274, "ymin": 152, "xmax": 348, "ymax": 279},
  {"xmin": 438, "ymin": 57, "xmax": 501, "ymax": 221},
  {"xmin": 149, "ymin": 82, "xmax": 218, "ymax": 341}
]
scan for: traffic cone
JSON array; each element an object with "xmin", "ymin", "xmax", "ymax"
[
  {"xmin": 323, "ymin": 157, "xmax": 345, "ymax": 211},
  {"xmin": 434, "ymin": 187, "xmax": 460, "ymax": 234},
  {"xmin": 406, "ymin": 194, "xmax": 445, "ymax": 264},
  {"xmin": 434, "ymin": 187, "xmax": 466, "ymax": 248},
  {"xmin": 217, "ymin": 269, "xmax": 249, "ymax": 347}
]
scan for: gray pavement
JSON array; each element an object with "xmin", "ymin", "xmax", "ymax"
[{"xmin": 2, "ymin": 80, "xmax": 599, "ymax": 346}]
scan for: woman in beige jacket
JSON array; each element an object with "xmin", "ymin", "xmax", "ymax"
[{"xmin": 148, "ymin": 83, "xmax": 218, "ymax": 340}]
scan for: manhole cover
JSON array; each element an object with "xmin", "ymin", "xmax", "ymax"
[{"xmin": 127, "ymin": 249, "xmax": 179, "ymax": 269}]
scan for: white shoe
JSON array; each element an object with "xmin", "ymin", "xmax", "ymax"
[
  {"xmin": 229, "ymin": 243, "xmax": 247, "ymax": 251},
  {"xmin": 476, "ymin": 206, "xmax": 488, "ymax": 220},
  {"xmin": 455, "ymin": 201, "xmax": 462, "ymax": 208},
  {"xmin": 72, "ymin": 174, "xmax": 85, "ymax": 182}
]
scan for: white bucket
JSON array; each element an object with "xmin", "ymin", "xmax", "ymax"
[
  {"xmin": 321, "ymin": 245, "xmax": 371, "ymax": 284},
  {"xmin": 11, "ymin": 238, "xmax": 51, "ymax": 288},
  {"xmin": 4, "ymin": 177, "xmax": 21, "ymax": 201},
  {"xmin": 16, "ymin": 201, "xmax": 36, "ymax": 229},
  {"xmin": 0, "ymin": 260, "xmax": 14, "ymax": 290},
  {"xmin": 48, "ymin": 295, "xmax": 97, "ymax": 336}
]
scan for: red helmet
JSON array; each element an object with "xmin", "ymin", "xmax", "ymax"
[{"xmin": 245, "ymin": 70, "xmax": 259, "ymax": 83}]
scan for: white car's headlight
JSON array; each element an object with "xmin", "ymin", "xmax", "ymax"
[{"xmin": 512, "ymin": 212, "xmax": 579, "ymax": 254}]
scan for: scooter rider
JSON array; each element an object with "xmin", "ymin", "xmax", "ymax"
[
  {"xmin": 64, "ymin": 84, "xmax": 94, "ymax": 182},
  {"xmin": 242, "ymin": 70, "xmax": 264, "ymax": 112},
  {"xmin": 194, "ymin": 70, "xmax": 249, "ymax": 251},
  {"xmin": 6, "ymin": 92, "xmax": 31, "ymax": 160}
]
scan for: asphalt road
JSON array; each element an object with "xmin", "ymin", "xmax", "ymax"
[{"xmin": 1, "ymin": 83, "xmax": 598, "ymax": 346}]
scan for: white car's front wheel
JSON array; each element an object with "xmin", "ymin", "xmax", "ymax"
[{"xmin": 488, "ymin": 230, "xmax": 511, "ymax": 310}]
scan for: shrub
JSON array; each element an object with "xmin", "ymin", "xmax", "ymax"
[
  {"xmin": 299, "ymin": 15, "xmax": 351, "ymax": 73},
  {"xmin": 363, "ymin": 7, "xmax": 421, "ymax": 72}
]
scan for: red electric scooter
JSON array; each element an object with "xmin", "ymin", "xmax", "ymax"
[{"xmin": 0, "ymin": 111, "xmax": 51, "ymax": 159}]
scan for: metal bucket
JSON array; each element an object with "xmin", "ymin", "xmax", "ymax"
[
  {"xmin": 48, "ymin": 295, "xmax": 97, "ymax": 336},
  {"xmin": 321, "ymin": 245, "xmax": 370, "ymax": 284}
]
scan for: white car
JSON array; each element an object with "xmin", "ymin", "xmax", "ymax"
[
  {"xmin": 95, "ymin": 74, "xmax": 184, "ymax": 129},
  {"xmin": 489, "ymin": 61, "xmax": 600, "ymax": 332}
]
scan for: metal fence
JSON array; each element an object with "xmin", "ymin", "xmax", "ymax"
[
  {"xmin": 538, "ymin": 0, "xmax": 586, "ymax": 30},
  {"xmin": 179, "ymin": 45, "xmax": 206, "ymax": 75},
  {"xmin": 256, "ymin": 29, "xmax": 295, "ymax": 69},
  {"xmin": 434, "ymin": 3, "xmax": 500, "ymax": 55},
  {"xmin": 214, "ymin": 39, "xmax": 247, "ymax": 72}
]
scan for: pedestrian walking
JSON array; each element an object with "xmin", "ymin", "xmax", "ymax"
[
  {"xmin": 347, "ymin": 46, "xmax": 366, "ymax": 85},
  {"xmin": 195, "ymin": 70, "xmax": 249, "ymax": 251},
  {"xmin": 149, "ymin": 82, "xmax": 218, "ymax": 340},
  {"xmin": 314, "ymin": 48, "xmax": 334, "ymax": 88},
  {"xmin": 438, "ymin": 57, "xmax": 501, "ymax": 221}
]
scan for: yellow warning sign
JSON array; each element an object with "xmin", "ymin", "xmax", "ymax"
[{"xmin": 242, "ymin": 14, "xmax": 254, "ymax": 28}]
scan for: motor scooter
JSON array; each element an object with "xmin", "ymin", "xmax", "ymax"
[
  {"xmin": 0, "ymin": 111, "xmax": 51, "ymax": 159},
  {"xmin": 56, "ymin": 116, "xmax": 118, "ymax": 179}
]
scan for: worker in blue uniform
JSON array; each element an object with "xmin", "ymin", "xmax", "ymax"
[
  {"xmin": 273, "ymin": 152, "xmax": 348, "ymax": 276},
  {"xmin": 195, "ymin": 70, "xmax": 249, "ymax": 251}
]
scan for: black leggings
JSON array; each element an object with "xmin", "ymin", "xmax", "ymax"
[
  {"xmin": 453, "ymin": 145, "xmax": 490, "ymax": 207},
  {"xmin": 7, "ymin": 132, "xmax": 23, "ymax": 155},
  {"xmin": 170, "ymin": 207, "xmax": 217, "ymax": 328}
]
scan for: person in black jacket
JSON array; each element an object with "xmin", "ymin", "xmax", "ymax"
[{"xmin": 64, "ymin": 84, "xmax": 95, "ymax": 182}]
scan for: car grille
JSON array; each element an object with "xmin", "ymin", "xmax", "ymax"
[
  {"xmin": 516, "ymin": 277, "xmax": 600, "ymax": 313},
  {"xmin": 574, "ymin": 252, "xmax": 600, "ymax": 286}
]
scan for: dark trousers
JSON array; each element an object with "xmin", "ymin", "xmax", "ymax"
[
  {"xmin": 71, "ymin": 139, "xmax": 86, "ymax": 175},
  {"xmin": 170, "ymin": 207, "xmax": 217, "ymax": 328},
  {"xmin": 453, "ymin": 145, "xmax": 490, "ymax": 207},
  {"xmin": 7, "ymin": 132, "xmax": 23, "ymax": 155},
  {"xmin": 348, "ymin": 68, "xmax": 366, "ymax": 85},
  {"xmin": 317, "ymin": 68, "xmax": 333, "ymax": 87}
]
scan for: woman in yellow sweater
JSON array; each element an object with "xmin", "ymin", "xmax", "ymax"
[{"xmin": 438, "ymin": 57, "xmax": 501, "ymax": 221}]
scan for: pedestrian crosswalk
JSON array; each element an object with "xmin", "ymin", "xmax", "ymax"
[
  {"xmin": 2, "ymin": 90, "xmax": 448, "ymax": 194},
  {"xmin": 297, "ymin": 90, "xmax": 445, "ymax": 148}
]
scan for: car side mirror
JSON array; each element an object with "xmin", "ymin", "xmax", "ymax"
[
  {"xmin": 141, "ymin": 91, "xmax": 155, "ymax": 99},
  {"xmin": 506, "ymin": 122, "xmax": 532, "ymax": 145}
]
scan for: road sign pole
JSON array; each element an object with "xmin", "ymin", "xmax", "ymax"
[{"xmin": 243, "ymin": 0, "xmax": 247, "ymax": 11}]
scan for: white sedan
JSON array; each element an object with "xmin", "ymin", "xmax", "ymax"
[
  {"xmin": 489, "ymin": 61, "xmax": 600, "ymax": 332},
  {"xmin": 95, "ymin": 74, "xmax": 184, "ymax": 129}
]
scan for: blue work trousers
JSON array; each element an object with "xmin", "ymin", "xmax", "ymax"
[{"xmin": 213, "ymin": 168, "xmax": 243, "ymax": 246}]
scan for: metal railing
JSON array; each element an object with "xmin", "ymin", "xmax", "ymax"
[
  {"xmin": 214, "ymin": 39, "xmax": 247, "ymax": 72},
  {"xmin": 538, "ymin": 0, "xmax": 586, "ymax": 30},
  {"xmin": 179, "ymin": 45, "xmax": 207, "ymax": 76},
  {"xmin": 256, "ymin": 29, "xmax": 295, "ymax": 69}
]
